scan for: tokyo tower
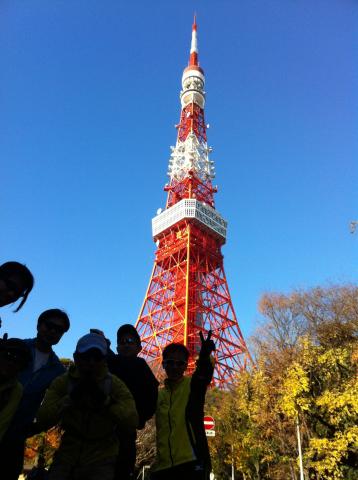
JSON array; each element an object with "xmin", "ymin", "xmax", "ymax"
[{"xmin": 136, "ymin": 18, "xmax": 251, "ymax": 387}]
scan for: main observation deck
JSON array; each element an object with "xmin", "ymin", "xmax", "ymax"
[{"xmin": 152, "ymin": 199, "xmax": 227, "ymax": 241}]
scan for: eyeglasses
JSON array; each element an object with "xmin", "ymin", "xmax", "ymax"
[
  {"xmin": 162, "ymin": 359, "xmax": 187, "ymax": 368},
  {"xmin": 118, "ymin": 338, "xmax": 138, "ymax": 345},
  {"xmin": 43, "ymin": 319, "xmax": 66, "ymax": 334}
]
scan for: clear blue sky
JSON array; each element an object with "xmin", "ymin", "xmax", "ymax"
[{"xmin": 1, "ymin": 1, "xmax": 357, "ymax": 358}]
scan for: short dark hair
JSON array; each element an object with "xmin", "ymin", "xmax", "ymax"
[
  {"xmin": 163, "ymin": 343, "xmax": 189, "ymax": 361},
  {"xmin": 37, "ymin": 309, "xmax": 70, "ymax": 332},
  {"xmin": 0, "ymin": 261, "xmax": 34, "ymax": 312},
  {"xmin": 117, "ymin": 324, "xmax": 141, "ymax": 344}
]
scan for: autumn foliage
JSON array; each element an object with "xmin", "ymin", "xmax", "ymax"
[
  {"xmin": 208, "ymin": 285, "xmax": 357, "ymax": 479},
  {"xmin": 25, "ymin": 427, "xmax": 62, "ymax": 467}
]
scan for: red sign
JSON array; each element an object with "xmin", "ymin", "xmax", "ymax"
[{"xmin": 203, "ymin": 416, "xmax": 215, "ymax": 430}]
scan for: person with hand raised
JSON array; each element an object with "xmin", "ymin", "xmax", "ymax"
[{"xmin": 152, "ymin": 330, "xmax": 215, "ymax": 480}]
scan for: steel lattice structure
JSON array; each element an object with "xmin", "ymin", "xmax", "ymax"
[{"xmin": 136, "ymin": 18, "xmax": 251, "ymax": 387}]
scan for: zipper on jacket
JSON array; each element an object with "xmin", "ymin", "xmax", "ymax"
[
  {"xmin": 73, "ymin": 407, "xmax": 90, "ymax": 469},
  {"xmin": 167, "ymin": 388, "xmax": 174, "ymax": 467}
]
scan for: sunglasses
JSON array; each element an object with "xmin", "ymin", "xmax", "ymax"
[
  {"xmin": 162, "ymin": 359, "xmax": 187, "ymax": 368},
  {"xmin": 43, "ymin": 319, "xmax": 66, "ymax": 334},
  {"xmin": 118, "ymin": 338, "xmax": 138, "ymax": 345}
]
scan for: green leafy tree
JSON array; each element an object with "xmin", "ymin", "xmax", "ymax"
[{"xmin": 209, "ymin": 285, "xmax": 357, "ymax": 480}]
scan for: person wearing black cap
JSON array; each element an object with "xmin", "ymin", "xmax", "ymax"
[
  {"xmin": 108, "ymin": 324, "xmax": 159, "ymax": 480},
  {"xmin": 34, "ymin": 333, "xmax": 138, "ymax": 480},
  {"xmin": 0, "ymin": 338, "xmax": 31, "ymax": 441}
]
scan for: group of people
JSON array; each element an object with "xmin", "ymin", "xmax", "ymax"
[{"xmin": 0, "ymin": 261, "xmax": 215, "ymax": 480}]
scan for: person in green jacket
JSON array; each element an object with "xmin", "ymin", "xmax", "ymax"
[
  {"xmin": 35, "ymin": 332, "xmax": 139, "ymax": 480},
  {"xmin": 152, "ymin": 331, "xmax": 215, "ymax": 480},
  {"xmin": 0, "ymin": 338, "xmax": 32, "ymax": 441}
]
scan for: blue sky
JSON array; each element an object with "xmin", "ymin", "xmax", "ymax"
[{"xmin": 1, "ymin": 0, "xmax": 357, "ymax": 358}]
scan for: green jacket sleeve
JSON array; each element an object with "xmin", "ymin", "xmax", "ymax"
[
  {"xmin": 109, "ymin": 376, "xmax": 139, "ymax": 431},
  {"xmin": 0, "ymin": 382, "xmax": 23, "ymax": 441},
  {"xmin": 35, "ymin": 374, "xmax": 69, "ymax": 432}
]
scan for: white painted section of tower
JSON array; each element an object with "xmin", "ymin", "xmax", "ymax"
[
  {"xmin": 168, "ymin": 133, "xmax": 215, "ymax": 182},
  {"xmin": 152, "ymin": 198, "xmax": 227, "ymax": 240},
  {"xmin": 182, "ymin": 69, "xmax": 205, "ymax": 84},
  {"xmin": 190, "ymin": 27, "xmax": 198, "ymax": 53},
  {"xmin": 181, "ymin": 69, "xmax": 205, "ymax": 109},
  {"xmin": 180, "ymin": 91, "xmax": 205, "ymax": 109}
]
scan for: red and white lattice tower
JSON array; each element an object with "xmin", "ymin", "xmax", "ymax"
[{"xmin": 136, "ymin": 18, "xmax": 251, "ymax": 387}]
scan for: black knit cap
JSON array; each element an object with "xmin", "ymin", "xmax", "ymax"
[
  {"xmin": 0, "ymin": 338, "xmax": 32, "ymax": 364},
  {"xmin": 117, "ymin": 324, "xmax": 141, "ymax": 344}
]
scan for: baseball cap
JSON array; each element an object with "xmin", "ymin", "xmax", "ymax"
[
  {"xmin": 117, "ymin": 324, "xmax": 141, "ymax": 344},
  {"xmin": 75, "ymin": 333, "xmax": 108, "ymax": 355}
]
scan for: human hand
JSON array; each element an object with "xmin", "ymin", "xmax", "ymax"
[
  {"xmin": 70, "ymin": 380, "xmax": 107, "ymax": 409},
  {"xmin": 199, "ymin": 330, "xmax": 215, "ymax": 358},
  {"xmin": 69, "ymin": 382, "xmax": 86, "ymax": 406},
  {"xmin": 87, "ymin": 382, "xmax": 107, "ymax": 409}
]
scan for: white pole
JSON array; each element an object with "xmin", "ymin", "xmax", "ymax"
[
  {"xmin": 296, "ymin": 416, "xmax": 305, "ymax": 480},
  {"xmin": 231, "ymin": 444, "xmax": 234, "ymax": 480}
]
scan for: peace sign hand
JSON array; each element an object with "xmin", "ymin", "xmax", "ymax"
[{"xmin": 199, "ymin": 330, "xmax": 216, "ymax": 357}]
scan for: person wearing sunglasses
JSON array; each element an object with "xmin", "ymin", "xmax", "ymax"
[
  {"xmin": 34, "ymin": 332, "xmax": 138, "ymax": 480},
  {"xmin": 151, "ymin": 331, "xmax": 216, "ymax": 480},
  {"xmin": 0, "ymin": 338, "xmax": 32, "ymax": 441},
  {"xmin": 0, "ymin": 308, "xmax": 70, "ymax": 480},
  {"xmin": 107, "ymin": 324, "xmax": 159, "ymax": 480}
]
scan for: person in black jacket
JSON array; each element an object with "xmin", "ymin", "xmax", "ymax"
[{"xmin": 108, "ymin": 324, "xmax": 158, "ymax": 480}]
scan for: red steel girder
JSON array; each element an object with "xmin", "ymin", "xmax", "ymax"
[
  {"xmin": 136, "ymin": 222, "xmax": 252, "ymax": 388},
  {"xmin": 178, "ymin": 103, "xmax": 207, "ymax": 144},
  {"xmin": 165, "ymin": 173, "xmax": 216, "ymax": 209}
]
